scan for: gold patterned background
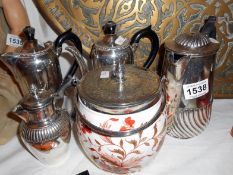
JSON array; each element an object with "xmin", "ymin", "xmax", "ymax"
[{"xmin": 34, "ymin": 0, "xmax": 233, "ymax": 98}]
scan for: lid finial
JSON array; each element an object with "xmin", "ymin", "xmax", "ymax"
[
  {"xmin": 102, "ymin": 21, "xmax": 117, "ymax": 35},
  {"xmin": 23, "ymin": 26, "xmax": 35, "ymax": 41}
]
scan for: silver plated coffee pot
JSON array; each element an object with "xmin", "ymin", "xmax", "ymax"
[
  {"xmin": 1, "ymin": 26, "xmax": 82, "ymax": 97},
  {"xmin": 162, "ymin": 16, "xmax": 220, "ymax": 139}
]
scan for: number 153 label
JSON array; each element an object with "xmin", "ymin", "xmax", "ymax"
[{"xmin": 183, "ymin": 79, "xmax": 209, "ymax": 100}]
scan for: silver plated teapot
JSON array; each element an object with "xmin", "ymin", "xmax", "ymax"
[
  {"xmin": 57, "ymin": 21, "xmax": 160, "ymax": 70},
  {"xmin": 91, "ymin": 21, "xmax": 160, "ymax": 69}
]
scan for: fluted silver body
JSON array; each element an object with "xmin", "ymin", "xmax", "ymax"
[
  {"xmin": 19, "ymin": 109, "xmax": 71, "ymax": 165},
  {"xmin": 163, "ymin": 32, "xmax": 219, "ymax": 139}
]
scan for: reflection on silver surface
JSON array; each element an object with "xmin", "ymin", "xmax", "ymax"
[
  {"xmin": 19, "ymin": 110, "xmax": 71, "ymax": 165},
  {"xmin": 163, "ymin": 26, "xmax": 219, "ymax": 139},
  {"xmin": 167, "ymin": 103, "xmax": 212, "ymax": 139},
  {"xmin": 1, "ymin": 42, "xmax": 62, "ymax": 96}
]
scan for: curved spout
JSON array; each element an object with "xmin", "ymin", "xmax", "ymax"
[
  {"xmin": 0, "ymin": 52, "xmax": 18, "ymax": 73},
  {"xmin": 65, "ymin": 46, "xmax": 89, "ymax": 80},
  {"xmin": 0, "ymin": 53, "xmax": 29, "ymax": 95},
  {"xmin": 11, "ymin": 104, "xmax": 29, "ymax": 123}
]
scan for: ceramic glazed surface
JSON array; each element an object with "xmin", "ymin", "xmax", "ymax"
[
  {"xmin": 76, "ymin": 97, "xmax": 167, "ymax": 174},
  {"xmin": 78, "ymin": 97, "xmax": 162, "ymax": 132}
]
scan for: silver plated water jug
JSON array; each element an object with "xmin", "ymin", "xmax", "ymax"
[
  {"xmin": 162, "ymin": 16, "xmax": 220, "ymax": 139},
  {"xmin": 13, "ymin": 91, "xmax": 71, "ymax": 165}
]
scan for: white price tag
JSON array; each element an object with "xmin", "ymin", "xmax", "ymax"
[
  {"xmin": 115, "ymin": 36, "xmax": 127, "ymax": 45},
  {"xmin": 100, "ymin": 71, "xmax": 109, "ymax": 79},
  {"xmin": 183, "ymin": 79, "xmax": 209, "ymax": 100},
  {"xmin": 6, "ymin": 34, "xmax": 23, "ymax": 47}
]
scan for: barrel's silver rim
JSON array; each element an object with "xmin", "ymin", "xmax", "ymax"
[{"xmin": 77, "ymin": 91, "xmax": 166, "ymax": 137}]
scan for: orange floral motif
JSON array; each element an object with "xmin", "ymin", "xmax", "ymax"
[
  {"xmin": 120, "ymin": 117, "xmax": 135, "ymax": 131},
  {"xmin": 110, "ymin": 118, "xmax": 119, "ymax": 121},
  {"xmin": 125, "ymin": 117, "xmax": 135, "ymax": 127},
  {"xmin": 78, "ymin": 114, "xmax": 165, "ymax": 174}
]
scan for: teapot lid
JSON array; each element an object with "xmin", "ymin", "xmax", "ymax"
[
  {"xmin": 78, "ymin": 65, "xmax": 160, "ymax": 110},
  {"xmin": 20, "ymin": 91, "xmax": 53, "ymax": 110},
  {"xmin": 94, "ymin": 21, "xmax": 130, "ymax": 51},
  {"xmin": 21, "ymin": 26, "xmax": 45, "ymax": 53},
  {"xmin": 165, "ymin": 32, "xmax": 220, "ymax": 56}
]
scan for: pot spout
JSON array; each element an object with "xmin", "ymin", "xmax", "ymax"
[
  {"xmin": 11, "ymin": 104, "xmax": 29, "ymax": 123},
  {"xmin": 0, "ymin": 53, "xmax": 28, "ymax": 95},
  {"xmin": 1, "ymin": 52, "xmax": 18, "ymax": 75},
  {"xmin": 65, "ymin": 46, "xmax": 89, "ymax": 81},
  {"xmin": 163, "ymin": 52, "xmax": 191, "ymax": 82}
]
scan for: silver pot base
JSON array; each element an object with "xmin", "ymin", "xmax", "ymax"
[{"xmin": 167, "ymin": 103, "xmax": 212, "ymax": 139}]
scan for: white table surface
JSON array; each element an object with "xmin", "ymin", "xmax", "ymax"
[{"xmin": 1, "ymin": 99, "xmax": 233, "ymax": 175}]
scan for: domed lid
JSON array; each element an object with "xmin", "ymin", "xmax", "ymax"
[
  {"xmin": 175, "ymin": 33, "xmax": 210, "ymax": 48},
  {"xmin": 78, "ymin": 65, "xmax": 160, "ymax": 110},
  {"xmin": 94, "ymin": 21, "xmax": 130, "ymax": 51},
  {"xmin": 21, "ymin": 91, "xmax": 53, "ymax": 110},
  {"xmin": 165, "ymin": 32, "xmax": 220, "ymax": 56}
]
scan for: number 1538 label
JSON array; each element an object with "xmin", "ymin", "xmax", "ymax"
[
  {"xmin": 6, "ymin": 34, "xmax": 23, "ymax": 47},
  {"xmin": 183, "ymin": 79, "xmax": 209, "ymax": 100}
]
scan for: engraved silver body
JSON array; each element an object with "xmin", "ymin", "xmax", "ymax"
[
  {"xmin": 163, "ymin": 33, "xmax": 220, "ymax": 139},
  {"xmin": 89, "ymin": 21, "xmax": 160, "ymax": 70},
  {"xmin": 90, "ymin": 38, "xmax": 134, "ymax": 69},
  {"xmin": 1, "ymin": 42, "xmax": 62, "ymax": 96}
]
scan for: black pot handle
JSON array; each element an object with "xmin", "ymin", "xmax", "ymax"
[
  {"xmin": 130, "ymin": 25, "xmax": 159, "ymax": 69},
  {"xmin": 199, "ymin": 16, "xmax": 217, "ymax": 39},
  {"xmin": 54, "ymin": 28, "xmax": 82, "ymax": 79}
]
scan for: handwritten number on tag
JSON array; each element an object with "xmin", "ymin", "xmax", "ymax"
[
  {"xmin": 6, "ymin": 34, "xmax": 23, "ymax": 47},
  {"xmin": 183, "ymin": 79, "xmax": 209, "ymax": 100}
]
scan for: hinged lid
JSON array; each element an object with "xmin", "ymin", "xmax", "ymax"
[
  {"xmin": 94, "ymin": 21, "xmax": 130, "ymax": 51},
  {"xmin": 78, "ymin": 65, "xmax": 160, "ymax": 110},
  {"xmin": 175, "ymin": 33, "xmax": 210, "ymax": 48},
  {"xmin": 165, "ymin": 32, "xmax": 220, "ymax": 56}
]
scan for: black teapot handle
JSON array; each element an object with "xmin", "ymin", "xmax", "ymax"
[
  {"xmin": 54, "ymin": 28, "xmax": 82, "ymax": 78},
  {"xmin": 199, "ymin": 16, "xmax": 217, "ymax": 39},
  {"xmin": 130, "ymin": 25, "xmax": 159, "ymax": 69}
]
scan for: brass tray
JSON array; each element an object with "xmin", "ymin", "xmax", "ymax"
[{"xmin": 34, "ymin": 0, "xmax": 233, "ymax": 98}]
